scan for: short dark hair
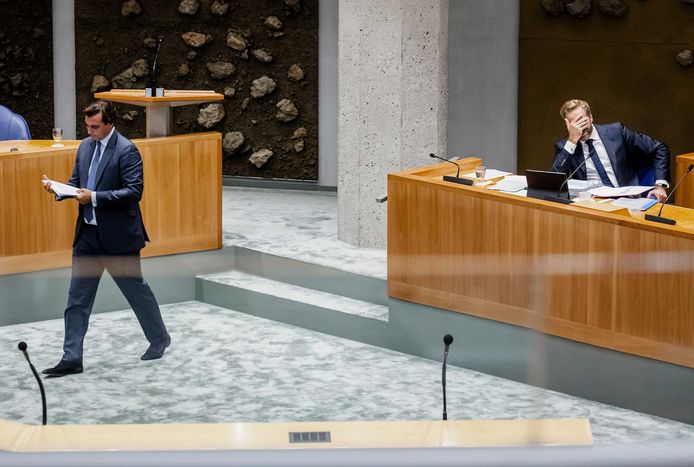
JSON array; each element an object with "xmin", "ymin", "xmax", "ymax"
[{"xmin": 83, "ymin": 100, "xmax": 117, "ymax": 125}]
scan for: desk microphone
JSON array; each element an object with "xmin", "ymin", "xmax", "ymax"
[
  {"xmin": 429, "ymin": 153, "xmax": 473, "ymax": 186},
  {"xmin": 147, "ymin": 36, "xmax": 164, "ymax": 97},
  {"xmin": 18, "ymin": 342, "xmax": 47, "ymax": 425},
  {"xmin": 546, "ymin": 148, "xmax": 590, "ymax": 205},
  {"xmin": 645, "ymin": 163, "xmax": 693, "ymax": 226},
  {"xmin": 442, "ymin": 334, "xmax": 454, "ymax": 421}
]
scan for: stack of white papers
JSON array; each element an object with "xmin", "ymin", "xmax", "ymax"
[
  {"xmin": 588, "ymin": 186, "xmax": 654, "ymax": 198},
  {"xmin": 488, "ymin": 175, "xmax": 527, "ymax": 193},
  {"xmin": 611, "ymin": 197, "xmax": 658, "ymax": 212},
  {"xmin": 47, "ymin": 180, "xmax": 79, "ymax": 198}
]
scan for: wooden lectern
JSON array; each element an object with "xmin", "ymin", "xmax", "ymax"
[{"xmin": 94, "ymin": 89, "xmax": 224, "ymax": 138}]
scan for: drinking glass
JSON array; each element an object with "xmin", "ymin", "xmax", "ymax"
[
  {"xmin": 52, "ymin": 128, "xmax": 64, "ymax": 147},
  {"xmin": 474, "ymin": 165, "xmax": 487, "ymax": 185}
]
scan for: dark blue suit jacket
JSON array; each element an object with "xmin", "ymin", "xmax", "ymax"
[
  {"xmin": 67, "ymin": 130, "xmax": 148, "ymax": 254},
  {"xmin": 552, "ymin": 123, "xmax": 670, "ymax": 186}
]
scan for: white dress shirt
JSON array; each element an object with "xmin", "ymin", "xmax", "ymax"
[
  {"xmin": 563, "ymin": 127, "xmax": 619, "ymax": 187},
  {"xmin": 84, "ymin": 127, "xmax": 115, "ymax": 225}
]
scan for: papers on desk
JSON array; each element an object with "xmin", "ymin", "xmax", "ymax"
[
  {"xmin": 611, "ymin": 197, "xmax": 658, "ymax": 212},
  {"xmin": 488, "ymin": 175, "xmax": 527, "ymax": 193},
  {"xmin": 588, "ymin": 185, "xmax": 654, "ymax": 198},
  {"xmin": 47, "ymin": 180, "xmax": 79, "ymax": 198},
  {"xmin": 462, "ymin": 169, "xmax": 512, "ymax": 182}
]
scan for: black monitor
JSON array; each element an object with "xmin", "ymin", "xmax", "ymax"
[{"xmin": 526, "ymin": 170, "xmax": 569, "ymax": 202}]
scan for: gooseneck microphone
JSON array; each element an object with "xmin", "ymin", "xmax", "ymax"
[
  {"xmin": 18, "ymin": 342, "xmax": 47, "ymax": 425},
  {"xmin": 429, "ymin": 153, "xmax": 473, "ymax": 186},
  {"xmin": 645, "ymin": 163, "xmax": 694, "ymax": 226},
  {"xmin": 546, "ymin": 148, "xmax": 591, "ymax": 204},
  {"xmin": 147, "ymin": 37, "xmax": 164, "ymax": 97},
  {"xmin": 442, "ymin": 334, "xmax": 454, "ymax": 421}
]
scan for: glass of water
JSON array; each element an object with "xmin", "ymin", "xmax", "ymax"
[
  {"xmin": 52, "ymin": 128, "xmax": 64, "ymax": 147},
  {"xmin": 474, "ymin": 165, "xmax": 487, "ymax": 185}
]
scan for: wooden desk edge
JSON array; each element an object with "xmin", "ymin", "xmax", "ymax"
[
  {"xmin": 388, "ymin": 169, "xmax": 694, "ymax": 239},
  {"xmin": 0, "ymin": 418, "xmax": 592, "ymax": 452}
]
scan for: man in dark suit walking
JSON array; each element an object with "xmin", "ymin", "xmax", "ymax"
[
  {"xmin": 41, "ymin": 100, "xmax": 170, "ymax": 377},
  {"xmin": 553, "ymin": 99, "xmax": 670, "ymax": 202}
]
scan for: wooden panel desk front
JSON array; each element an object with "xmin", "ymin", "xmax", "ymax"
[
  {"xmin": 388, "ymin": 160, "xmax": 694, "ymax": 368},
  {"xmin": 675, "ymin": 153, "xmax": 694, "ymax": 209},
  {"xmin": 0, "ymin": 418, "xmax": 592, "ymax": 452},
  {"xmin": 0, "ymin": 133, "xmax": 222, "ymax": 276}
]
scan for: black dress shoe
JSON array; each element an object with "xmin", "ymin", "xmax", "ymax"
[
  {"xmin": 42, "ymin": 360, "xmax": 83, "ymax": 377},
  {"xmin": 141, "ymin": 335, "xmax": 171, "ymax": 360}
]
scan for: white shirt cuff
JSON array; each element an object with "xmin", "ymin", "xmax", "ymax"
[
  {"xmin": 655, "ymin": 180, "xmax": 669, "ymax": 189},
  {"xmin": 564, "ymin": 141, "xmax": 577, "ymax": 154}
]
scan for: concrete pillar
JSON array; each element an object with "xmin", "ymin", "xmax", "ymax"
[
  {"xmin": 52, "ymin": 0, "xmax": 76, "ymax": 139},
  {"xmin": 338, "ymin": 0, "xmax": 448, "ymax": 248}
]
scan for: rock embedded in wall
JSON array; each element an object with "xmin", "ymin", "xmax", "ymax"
[
  {"xmin": 121, "ymin": 0, "xmax": 142, "ymax": 16},
  {"xmin": 249, "ymin": 148, "xmax": 273, "ymax": 168},
  {"xmin": 598, "ymin": 0, "xmax": 627, "ymax": 18},
  {"xmin": 566, "ymin": 0, "xmax": 591, "ymax": 18},
  {"xmin": 197, "ymin": 102, "xmax": 225, "ymax": 128},
  {"xmin": 206, "ymin": 61, "xmax": 236, "ymax": 79},
  {"xmin": 178, "ymin": 0, "xmax": 199, "ymax": 15},
  {"xmin": 677, "ymin": 50, "xmax": 693, "ymax": 67},
  {"xmin": 287, "ymin": 64, "xmax": 304, "ymax": 82},
  {"xmin": 90, "ymin": 75, "xmax": 111, "ymax": 93},
  {"xmin": 250, "ymin": 75, "xmax": 276, "ymax": 98},
  {"xmin": 264, "ymin": 16, "xmax": 283, "ymax": 31},
  {"xmin": 252, "ymin": 49, "xmax": 274, "ymax": 63},
  {"xmin": 223, "ymin": 131, "xmax": 245, "ymax": 154},
  {"xmin": 182, "ymin": 31, "xmax": 212, "ymax": 48},
  {"xmin": 110, "ymin": 59, "xmax": 149, "ymax": 89},
  {"xmin": 285, "ymin": 0, "xmax": 301, "ymax": 13},
  {"xmin": 226, "ymin": 31, "xmax": 247, "ymax": 51},
  {"xmin": 210, "ymin": 1, "xmax": 230, "ymax": 16},
  {"xmin": 176, "ymin": 63, "xmax": 191, "ymax": 77},
  {"xmin": 541, "ymin": 0, "xmax": 565, "ymax": 16},
  {"xmin": 276, "ymin": 99, "xmax": 299, "ymax": 122}
]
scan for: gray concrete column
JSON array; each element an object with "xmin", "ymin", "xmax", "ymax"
[
  {"xmin": 338, "ymin": 0, "xmax": 448, "ymax": 248},
  {"xmin": 52, "ymin": 0, "xmax": 77, "ymax": 139}
]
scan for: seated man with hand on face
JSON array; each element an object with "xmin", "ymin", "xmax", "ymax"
[{"xmin": 552, "ymin": 99, "xmax": 670, "ymax": 202}]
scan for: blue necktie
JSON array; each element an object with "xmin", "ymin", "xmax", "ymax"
[
  {"xmin": 585, "ymin": 139, "xmax": 614, "ymax": 187},
  {"xmin": 84, "ymin": 142, "xmax": 102, "ymax": 223}
]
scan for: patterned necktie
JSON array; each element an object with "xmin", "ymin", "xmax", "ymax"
[
  {"xmin": 585, "ymin": 139, "xmax": 614, "ymax": 187},
  {"xmin": 84, "ymin": 142, "xmax": 103, "ymax": 223}
]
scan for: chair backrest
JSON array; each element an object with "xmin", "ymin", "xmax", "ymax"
[{"xmin": 0, "ymin": 104, "xmax": 31, "ymax": 140}]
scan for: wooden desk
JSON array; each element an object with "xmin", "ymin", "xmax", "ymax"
[
  {"xmin": 675, "ymin": 153, "xmax": 694, "ymax": 209},
  {"xmin": 94, "ymin": 89, "xmax": 224, "ymax": 138},
  {"xmin": 0, "ymin": 134, "xmax": 222, "ymax": 275},
  {"xmin": 0, "ymin": 418, "xmax": 592, "ymax": 452},
  {"xmin": 388, "ymin": 160, "xmax": 694, "ymax": 368}
]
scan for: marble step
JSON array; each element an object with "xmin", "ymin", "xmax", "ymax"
[{"xmin": 198, "ymin": 270, "xmax": 389, "ymax": 322}]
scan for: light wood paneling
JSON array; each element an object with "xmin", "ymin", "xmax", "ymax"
[
  {"xmin": 0, "ymin": 418, "xmax": 592, "ymax": 452},
  {"xmin": 675, "ymin": 153, "xmax": 694, "ymax": 209},
  {"xmin": 0, "ymin": 133, "xmax": 221, "ymax": 276},
  {"xmin": 388, "ymin": 161, "xmax": 694, "ymax": 368}
]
